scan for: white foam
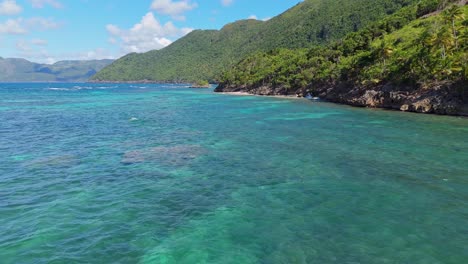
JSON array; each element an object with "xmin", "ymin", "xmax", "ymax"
[{"xmin": 47, "ymin": 88, "xmax": 70, "ymax": 91}]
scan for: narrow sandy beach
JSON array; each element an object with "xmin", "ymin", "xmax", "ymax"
[{"xmin": 217, "ymin": 91, "xmax": 305, "ymax": 99}]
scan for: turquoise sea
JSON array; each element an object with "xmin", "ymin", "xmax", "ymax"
[{"xmin": 0, "ymin": 83, "xmax": 467, "ymax": 263}]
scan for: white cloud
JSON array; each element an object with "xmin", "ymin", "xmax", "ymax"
[
  {"xmin": 25, "ymin": 17, "xmax": 61, "ymax": 30},
  {"xmin": 15, "ymin": 39, "xmax": 47, "ymax": 55},
  {"xmin": 106, "ymin": 24, "xmax": 120, "ymax": 35},
  {"xmin": 0, "ymin": 19, "xmax": 26, "ymax": 34},
  {"xmin": 221, "ymin": 0, "xmax": 233, "ymax": 7},
  {"xmin": 247, "ymin": 15, "xmax": 271, "ymax": 21},
  {"xmin": 31, "ymin": 38, "xmax": 48, "ymax": 45},
  {"xmin": 150, "ymin": 0, "xmax": 197, "ymax": 20},
  {"xmin": 13, "ymin": 39, "xmax": 48, "ymax": 55},
  {"xmin": 0, "ymin": 17, "xmax": 60, "ymax": 35},
  {"xmin": 16, "ymin": 49, "xmax": 49, "ymax": 62},
  {"xmin": 0, "ymin": 0, "xmax": 22, "ymax": 15},
  {"xmin": 30, "ymin": 0, "xmax": 63, "ymax": 9},
  {"xmin": 106, "ymin": 12, "xmax": 192, "ymax": 54},
  {"xmin": 69, "ymin": 48, "xmax": 115, "ymax": 61},
  {"xmin": 16, "ymin": 40, "xmax": 31, "ymax": 51}
]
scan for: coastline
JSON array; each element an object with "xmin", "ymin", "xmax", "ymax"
[
  {"xmin": 217, "ymin": 91, "xmax": 304, "ymax": 99},
  {"xmin": 88, "ymin": 81, "xmax": 468, "ymax": 117},
  {"xmin": 214, "ymin": 83, "xmax": 468, "ymax": 117},
  {"xmin": 88, "ymin": 80, "xmax": 189, "ymax": 84}
]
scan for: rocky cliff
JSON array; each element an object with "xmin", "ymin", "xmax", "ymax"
[{"xmin": 215, "ymin": 81, "xmax": 468, "ymax": 116}]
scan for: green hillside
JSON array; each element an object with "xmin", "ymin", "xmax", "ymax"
[
  {"xmin": 91, "ymin": 0, "xmax": 420, "ymax": 82},
  {"xmin": 0, "ymin": 58, "xmax": 113, "ymax": 82},
  {"xmin": 216, "ymin": 1, "xmax": 467, "ymax": 114},
  {"xmin": 218, "ymin": 1, "xmax": 467, "ymax": 89}
]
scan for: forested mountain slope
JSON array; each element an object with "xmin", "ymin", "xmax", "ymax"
[
  {"xmin": 216, "ymin": 1, "xmax": 468, "ymax": 115},
  {"xmin": 0, "ymin": 58, "xmax": 113, "ymax": 82},
  {"xmin": 91, "ymin": 0, "xmax": 419, "ymax": 82}
]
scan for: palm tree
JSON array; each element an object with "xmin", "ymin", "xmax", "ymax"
[
  {"xmin": 442, "ymin": 5, "xmax": 465, "ymax": 49},
  {"xmin": 461, "ymin": 53, "xmax": 468, "ymax": 80},
  {"xmin": 414, "ymin": 29, "xmax": 436, "ymax": 77},
  {"xmin": 431, "ymin": 26, "xmax": 454, "ymax": 59},
  {"xmin": 439, "ymin": 0, "xmax": 451, "ymax": 10},
  {"xmin": 439, "ymin": 58, "xmax": 463, "ymax": 77},
  {"xmin": 459, "ymin": 22, "xmax": 468, "ymax": 50},
  {"xmin": 378, "ymin": 40, "xmax": 394, "ymax": 74}
]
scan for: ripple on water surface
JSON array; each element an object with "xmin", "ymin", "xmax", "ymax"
[{"xmin": 0, "ymin": 83, "xmax": 467, "ymax": 263}]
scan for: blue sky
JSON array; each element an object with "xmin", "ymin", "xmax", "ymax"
[{"xmin": 0, "ymin": 0, "xmax": 302, "ymax": 63}]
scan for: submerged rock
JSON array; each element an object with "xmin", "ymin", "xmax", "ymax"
[
  {"xmin": 121, "ymin": 145, "xmax": 206, "ymax": 165},
  {"xmin": 25, "ymin": 154, "xmax": 78, "ymax": 168}
]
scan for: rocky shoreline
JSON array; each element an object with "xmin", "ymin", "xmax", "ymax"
[
  {"xmin": 215, "ymin": 81, "xmax": 468, "ymax": 116},
  {"xmin": 88, "ymin": 80, "xmax": 188, "ymax": 84},
  {"xmin": 189, "ymin": 84, "xmax": 211, "ymax": 89}
]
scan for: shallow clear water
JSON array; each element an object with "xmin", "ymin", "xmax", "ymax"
[{"xmin": 0, "ymin": 83, "xmax": 467, "ymax": 263}]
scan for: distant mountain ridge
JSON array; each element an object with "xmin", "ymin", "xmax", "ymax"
[
  {"xmin": 0, "ymin": 58, "xmax": 113, "ymax": 82},
  {"xmin": 91, "ymin": 0, "xmax": 420, "ymax": 82}
]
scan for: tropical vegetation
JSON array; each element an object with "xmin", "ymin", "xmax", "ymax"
[
  {"xmin": 218, "ymin": 1, "xmax": 467, "ymax": 95},
  {"xmin": 91, "ymin": 0, "xmax": 422, "ymax": 82}
]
